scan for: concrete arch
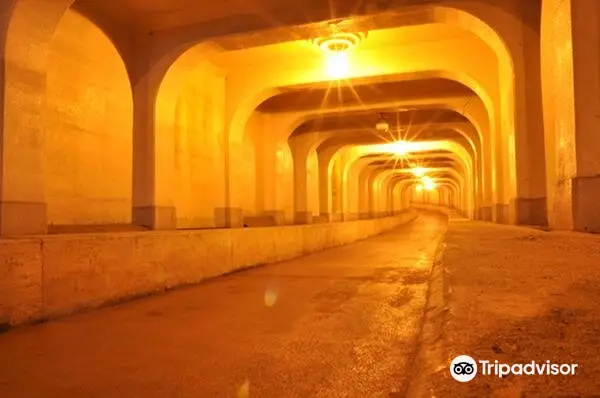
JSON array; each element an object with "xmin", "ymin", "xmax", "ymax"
[
  {"xmin": 0, "ymin": 0, "xmax": 547, "ymax": 233},
  {"xmin": 430, "ymin": 3, "xmax": 539, "ymax": 215},
  {"xmin": 232, "ymin": 66, "xmax": 496, "ymax": 145},
  {"xmin": 223, "ymin": 3, "xmax": 516, "ymax": 126},
  {"xmin": 400, "ymin": 179, "xmax": 460, "ymax": 210},
  {"xmin": 152, "ymin": 44, "xmax": 228, "ymax": 228},
  {"xmin": 1, "ymin": 0, "xmax": 77, "ymax": 233},
  {"xmin": 224, "ymin": 5, "xmax": 517, "ymax": 217},
  {"xmin": 288, "ymin": 116, "xmax": 486, "ymax": 221},
  {"xmin": 338, "ymin": 140, "xmax": 474, "ymax": 220},
  {"xmin": 44, "ymin": 8, "xmax": 134, "ymax": 226},
  {"xmin": 275, "ymin": 96, "xmax": 490, "ymax": 202},
  {"xmin": 284, "ymin": 94, "xmax": 489, "ymax": 142},
  {"xmin": 229, "ymin": 52, "xmax": 500, "ymax": 226},
  {"xmin": 1, "ymin": 1, "xmax": 140, "ymax": 232},
  {"xmin": 396, "ymin": 177, "xmax": 462, "ymax": 212},
  {"xmin": 306, "ymin": 139, "xmax": 474, "ymax": 222},
  {"xmin": 244, "ymin": 93, "xmax": 491, "ymax": 222},
  {"xmin": 221, "ymin": 2, "xmax": 551, "ymax": 226},
  {"xmin": 300, "ymin": 124, "xmax": 481, "ymax": 165},
  {"xmin": 352, "ymin": 152, "xmax": 471, "ymax": 219},
  {"xmin": 435, "ymin": 183, "xmax": 459, "ymax": 208},
  {"xmin": 378, "ymin": 167, "xmax": 469, "ymax": 217}
]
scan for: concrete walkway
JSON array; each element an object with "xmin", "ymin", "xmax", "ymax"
[
  {"xmin": 0, "ymin": 213, "xmax": 447, "ymax": 398},
  {"xmin": 425, "ymin": 219, "xmax": 600, "ymax": 397}
]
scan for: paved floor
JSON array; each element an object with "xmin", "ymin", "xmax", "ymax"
[
  {"xmin": 429, "ymin": 220, "xmax": 600, "ymax": 397},
  {"xmin": 0, "ymin": 213, "xmax": 447, "ymax": 398}
]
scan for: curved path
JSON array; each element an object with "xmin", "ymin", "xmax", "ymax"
[{"xmin": 0, "ymin": 213, "xmax": 447, "ymax": 398}]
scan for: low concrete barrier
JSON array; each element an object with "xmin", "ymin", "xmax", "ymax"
[{"xmin": 0, "ymin": 209, "xmax": 416, "ymax": 326}]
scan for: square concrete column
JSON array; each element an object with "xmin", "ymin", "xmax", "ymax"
[
  {"xmin": 133, "ymin": 206, "xmax": 176, "ymax": 230},
  {"xmin": 342, "ymin": 213, "xmax": 359, "ymax": 221},
  {"xmin": 572, "ymin": 176, "xmax": 600, "ymax": 232},
  {"xmin": 294, "ymin": 211, "xmax": 313, "ymax": 224},
  {"xmin": 511, "ymin": 198, "xmax": 548, "ymax": 226},
  {"xmin": 541, "ymin": 0, "xmax": 600, "ymax": 233},
  {"xmin": 493, "ymin": 204, "xmax": 510, "ymax": 224},
  {"xmin": 215, "ymin": 207, "xmax": 244, "ymax": 228},
  {"xmin": 359, "ymin": 212, "xmax": 371, "ymax": 220},
  {"xmin": 478, "ymin": 206, "xmax": 493, "ymax": 221},
  {"xmin": 0, "ymin": 0, "xmax": 76, "ymax": 236},
  {"xmin": 1, "ymin": 55, "xmax": 48, "ymax": 235},
  {"xmin": 265, "ymin": 210, "xmax": 286, "ymax": 225},
  {"xmin": 0, "ymin": 202, "xmax": 47, "ymax": 236},
  {"xmin": 317, "ymin": 213, "xmax": 334, "ymax": 222}
]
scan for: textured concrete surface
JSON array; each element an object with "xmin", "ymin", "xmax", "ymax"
[
  {"xmin": 0, "ymin": 211, "xmax": 416, "ymax": 326},
  {"xmin": 0, "ymin": 212, "xmax": 446, "ymax": 398},
  {"xmin": 427, "ymin": 219, "xmax": 600, "ymax": 397},
  {"xmin": 45, "ymin": 9, "xmax": 133, "ymax": 226}
]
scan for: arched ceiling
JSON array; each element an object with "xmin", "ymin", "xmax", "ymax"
[
  {"xmin": 292, "ymin": 109, "xmax": 470, "ymax": 135},
  {"xmin": 72, "ymin": 0, "xmax": 539, "ymax": 41},
  {"xmin": 258, "ymin": 78, "xmax": 474, "ymax": 113},
  {"xmin": 68, "ymin": 0, "xmax": 535, "ymax": 212}
]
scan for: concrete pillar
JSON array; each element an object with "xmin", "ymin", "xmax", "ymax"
[
  {"xmin": 0, "ymin": 2, "xmax": 77, "ymax": 235},
  {"xmin": 367, "ymin": 168, "xmax": 381, "ymax": 218},
  {"xmin": 358, "ymin": 167, "xmax": 372, "ymax": 219},
  {"xmin": 541, "ymin": 0, "xmax": 600, "ymax": 233},
  {"xmin": 343, "ymin": 158, "xmax": 363, "ymax": 221},
  {"xmin": 292, "ymin": 147, "xmax": 312, "ymax": 224},
  {"xmin": 331, "ymin": 157, "xmax": 343, "ymax": 221},
  {"xmin": 317, "ymin": 147, "xmax": 337, "ymax": 219},
  {"xmin": 248, "ymin": 115, "xmax": 287, "ymax": 225},
  {"xmin": 131, "ymin": 43, "xmax": 176, "ymax": 230},
  {"xmin": 510, "ymin": 2, "xmax": 548, "ymax": 227}
]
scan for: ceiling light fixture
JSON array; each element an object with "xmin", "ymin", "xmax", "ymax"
[
  {"xmin": 324, "ymin": 52, "xmax": 350, "ymax": 80},
  {"xmin": 314, "ymin": 32, "xmax": 365, "ymax": 54},
  {"xmin": 375, "ymin": 113, "xmax": 390, "ymax": 132},
  {"xmin": 313, "ymin": 31, "xmax": 366, "ymax": 80},
  {"xmin": 412, "ymin": 167, "xmax": 427, "ymax": 177},
  {"xmin": 389, "ymin": 140, "xmax": 410, "ymax": 156}
]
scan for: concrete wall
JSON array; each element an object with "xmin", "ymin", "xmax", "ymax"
[
  {"xmin": 0, "ymin": 210, "xmax": 417, "ymax": 326},
  {"xmin": 172, "ymin": 65, "xmax": 226, "ymax": 228},
  {"xmin": 242, "ymin": 112, "xmax": 295, "ymax": 222},
  {"xmin": 45, "ymin": 10, "xmax": 133, "ymax": 226},
  {"xmin": 155, "ymin": 47, "xmax": 227, "ymax": 229}
]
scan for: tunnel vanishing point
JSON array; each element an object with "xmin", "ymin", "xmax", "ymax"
[{"xmin": 1, "ymin": 1, "xmax": 600, "ymax": 325}]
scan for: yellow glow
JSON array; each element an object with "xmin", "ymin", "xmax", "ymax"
[
  {"xmin": 422, "ymin": 176, "xmax": 437, "ymax": 191},
  {"xmin": 412, "ymin": 167, "xmax": 427, "ymax": 177},
  {"xmin": 416, "ymin": 184, "xmax": 424, "ymax": 192},
  {"xmin": 388, "ymin": 140, "xmax": 410, "ymax": 156},
  {"xmin": 324, "ymin": 52, "xmax": 350, "ymax": 79},
  {"xmin": 264, "ymin": 289, "xmax": 278, "ymax": 307}
]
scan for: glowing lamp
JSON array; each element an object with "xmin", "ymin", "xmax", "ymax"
[
  {"xmin": 422, "ymin": 176, "xmax": 437, "ymax": 191},
  {"xmin": 389, "ymin": 140, "xmax": 410, "ymax": 156},
  {"xmin": 324, "ymin": 52, "xmax": 350, "ymax": 80},
  {"xmin": 412, "ymin": 167, "xmax": 426, "ymax": 177},
  {"xmin": 313, "ymin": 31, "xmax": 366, "ymax": 80}
]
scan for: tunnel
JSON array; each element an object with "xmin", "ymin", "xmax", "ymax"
[{"xmin": 1, "ymin": 0, "xmax": 600, "ymax": 396}]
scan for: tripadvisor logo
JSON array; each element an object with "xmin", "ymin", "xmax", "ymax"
[
  {"xmin": 450, "ymin": 355, "xmax": 578, "ymax": 382},
  {"xmin": 450, "ymin": 355, "xmax": 477, "ymax": 382}
]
